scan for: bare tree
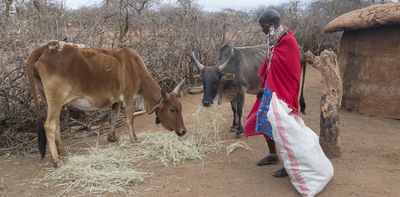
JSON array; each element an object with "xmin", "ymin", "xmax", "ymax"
[
  {"xmin": 3, "ymin": 0, "xmax": 12, "ymax": 17},
  {"xmin": 0, "ymin": 0, "xmax": 378, "ymax": 155}
]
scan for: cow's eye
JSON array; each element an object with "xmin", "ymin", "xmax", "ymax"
[{"xmin": 169, "ymin": 108, "xmax": 176, "ymax": 112}]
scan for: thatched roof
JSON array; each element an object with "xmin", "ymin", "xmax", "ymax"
[{"xmin": 324, "ymin": 3, "xmax": 400, "ymax": 33}]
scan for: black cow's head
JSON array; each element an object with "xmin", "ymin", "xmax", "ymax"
[{"xmin": 190, "ymin": 48, "xmax": 233, "ymax": 107}]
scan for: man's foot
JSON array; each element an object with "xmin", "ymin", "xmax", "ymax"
[
  {"xmin": 272, "ymin": 167, "xmax": 288, "ymax": 178},
  {"xmin": 257, "ymin": 154, "xmax": 278, "ymax": 166}
]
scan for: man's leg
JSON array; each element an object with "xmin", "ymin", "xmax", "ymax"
[
  {"xmin": 266, "ymin": 139, "xmax": 277, "ymax": 154},
  {"xmin": 258, "ymin": 138, "xmax": 288, "ymax": 177},
  {"xmin": 267, "ymin": 139, "xmax": 288, "ymax": 177},
  {"xmin": 257, "ymin": 138, "xmax": 278, "ymax": 166}
]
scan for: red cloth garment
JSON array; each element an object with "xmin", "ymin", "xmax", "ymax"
[
  {"xmin": 244, "ymin": 31, "xmax": 301, "ymax": 139},
  {"xmin": 259, "ymin": 31, "xmax": 301, "ymax": 114}
]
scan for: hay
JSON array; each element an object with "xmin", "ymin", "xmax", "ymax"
[
  {"xmin": 125, "ymin": 105, "xmax": 226, "ymax": 167},
  {"xmin": 34, "ymin": 145, "xmax": 151, "ymax": 194},
  {"xmin": 120, "ymin": 133, "xmax": 204, "ymax": 167},
  {"xmin": 34, "ymin": 105, "xmax": 254, "ymax": 195},
  {"xmin": 226, "ymin": 140, "xmax": 253, "ymax": 155},
  {"xmin": 35, "ymin": 105, "xmax": 228, "ymax": 194}
]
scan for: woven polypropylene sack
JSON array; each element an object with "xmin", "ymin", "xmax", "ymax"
[{"xmin": 267, "ymin": 93, "xmax": 334, "ymax": 197}]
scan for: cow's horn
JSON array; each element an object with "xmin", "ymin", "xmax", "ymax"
[
  {"xmin": 173, "ymin": 78, "xmax": 186, "ymax": 95},
  {"xmin": 161, "ymin": 89, "xmax": 169, "ymax": 100},
  {"xmin": 218, "ymin": 59, "xmax": 229, "ymax": 71},
  {"xmin": 218, "ymin": 48, "xmax": 234, "ymax": 71},
  {"xmin": 190, "ymin": 52, "xmax": 205, "ymax": 71}
]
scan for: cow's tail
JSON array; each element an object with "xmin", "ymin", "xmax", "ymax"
[
  {"xmin": 27, "ymin": 45, "xmax": 47, "ymax": 159},
  {"xmin": 299, "ymin": 55, "xmax": 307, "ymax": 114}
]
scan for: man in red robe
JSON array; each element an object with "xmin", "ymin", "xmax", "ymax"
[{"xmin": 244, "ymin": 9, "xmax": 302, "ymax": 177}]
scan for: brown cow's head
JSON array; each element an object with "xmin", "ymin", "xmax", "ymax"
[{"xmin": 150, "ymin": 79, "xmax": 187, "ymax": 136}]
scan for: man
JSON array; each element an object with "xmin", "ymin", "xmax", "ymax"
[{"xmin": 245, "ymin": 9, "xmax": 302, "ymax": 177}]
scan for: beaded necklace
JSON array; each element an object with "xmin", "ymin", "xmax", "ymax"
[
  {"xmin": 269, "ymin": 25, "xmax": 288, "ymax": 47},
  {"xmin": 265, "ymin": 25, "xmax": 288, "ymax": 73}
]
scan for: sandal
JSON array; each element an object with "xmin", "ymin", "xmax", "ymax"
[
  {"xmin": 256, "ymin": 154, "xmax": 278, "ymax": 166},
  {"xmin": 272, "ymin": 167, "xmax": 288, "ymax": 178}
]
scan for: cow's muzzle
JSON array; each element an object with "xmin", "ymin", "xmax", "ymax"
[
  {"xmin": 176, "ymin": 129, "xmax": 187, "ymax": 137},
  {"xmin": 202, "ymin": 100, "xmax": 213, "ymax": 107}
]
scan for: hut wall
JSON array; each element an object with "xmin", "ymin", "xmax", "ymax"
[{"xmin": 338, "ymin": 25, "xmax": 400, "ymax": 119}]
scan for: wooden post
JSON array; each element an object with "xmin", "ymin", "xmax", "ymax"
[
  {"xmin": 305, "ymin": 50, "xmax": 342, "ymax": 158},
  {"xmin": 4, "ymin": 0, "xmax": 12, "ymax": 17},
  {"xmin": 188, "ymin": 58, "xmax": 194, "ymax": 86}
]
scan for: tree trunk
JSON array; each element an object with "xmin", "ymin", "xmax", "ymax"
[
  {"xmin": 305, "ymin": 50, "xmax": 342, "ymax": 158},
  {"xmin": 320, "ymin": 94, "xmax": 341, "ymax": 158},
  {"xmin": 4, "ymin": 0, "xmax": 12, "ymax": 17},
  {"xmin": 188, "ymin": 59, "xmax": 194, "ymax": 86}
]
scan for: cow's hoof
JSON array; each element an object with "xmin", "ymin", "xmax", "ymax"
[
  {"xmin": 131, "ymin": 138, "xmax": 140, "ymax": 144},
  {"xmin": 229, "ymin": 127, "xmax": 239, "ymax": 133},
  {"xmin": 235, "ymin": 131, "xmax": 244, "ymax": 139},
  {"xmin": 52, "ymin": 159, "xmax": 61, "ymax": 168},
  {"xmin": 59, "ymin": 148, "xmax": 69, "ymax": 157},
  {"xmin": 107, "ymin": 134, "xmax": 118, "ymax": 143}
]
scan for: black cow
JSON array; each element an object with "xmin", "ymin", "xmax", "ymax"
[{"xmin": 190, "ymin": 44, "xmax": 306, "ymax": 136}]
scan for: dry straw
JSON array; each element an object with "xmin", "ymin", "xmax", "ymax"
[
  {"xmin": 35, "ymin": 105, "xmax": 250, "ymax": 194},
  {"xmin": 34, "ymin": 145, "xmax": 151, "ymax": 194},
  {"xmin": 226, "ymin": 140, "xmax": 254, "ymax": 155},
  {"xmin": 126, "ymin": 105, "xmax": 226, "ymax": 167}
]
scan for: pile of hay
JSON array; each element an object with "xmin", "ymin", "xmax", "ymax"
[
  {"xmin": 35, "ymin": 105, "xmax": 234, "ymax": 194},
  {"xmin": 34, "ymin": 145, "xmax": 151, "ymax": 194},
  {"xmin": 126, "ymin": 105, "xmax": 226, "ymax": 167}
]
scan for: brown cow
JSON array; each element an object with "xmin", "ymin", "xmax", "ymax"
[{"xmin": 27, "ymin": 41, "xmax": 187, "ymax": 167}]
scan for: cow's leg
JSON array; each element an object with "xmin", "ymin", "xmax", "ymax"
[
  {"xmin": 229, "ymin": 98, "xmax": 239, "ymax": 133},
  {"xmin": 55, "ymin": 118, "xmax": 67, "ymax": 157},
  {"xmin": 229, "ymin": 91, "xmax": 245, "ymax": 135},
  {"xmin": 44, "ymin": 101, "xmax": 62, "ymax": 167},
  {"xmin": 124, "ymin": 99, "xmax": 138, "ymax": 143},
  {"xmin": 107, "ymin": 102, "xmax": 121, "ymax": 142},
  {"xmin": 235, "ymin": 91, "xmax": 245, "ymax": 135}
]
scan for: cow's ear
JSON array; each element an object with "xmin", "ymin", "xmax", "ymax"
[{"xmin": 221, "ymin": 73, "xmax": 235, "ymax": 81}]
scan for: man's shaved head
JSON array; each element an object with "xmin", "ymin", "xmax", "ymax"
[
  {"xmin": 258, "ymin": 9, "xmax": 281, "ymax": 35},
  {"xmin": 259, "ymin": 9, "xmax": 280, "ymax": 25}
]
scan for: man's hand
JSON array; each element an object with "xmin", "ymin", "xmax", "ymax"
[{"xmin": 257, "ymin": 88, "xmax": 264, "ymax": 99}]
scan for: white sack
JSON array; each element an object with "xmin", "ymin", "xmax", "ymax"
[{"xmin": 267, "ymin": 93, "xmax": 334, "ymax": 197}]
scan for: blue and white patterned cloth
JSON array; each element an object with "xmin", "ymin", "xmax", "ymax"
[{"xmin": 256, "ymin": 87, "xmax": 273, "ymax": 139}]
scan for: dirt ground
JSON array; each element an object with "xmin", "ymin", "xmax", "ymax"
[{"xmin": 0, "ymin": 67, "xmax": 399, "ymax": 197}]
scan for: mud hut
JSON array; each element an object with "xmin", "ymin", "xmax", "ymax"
[{"xmin": 324, "ymin": 3, "xmax": 400, "ymax": 119}]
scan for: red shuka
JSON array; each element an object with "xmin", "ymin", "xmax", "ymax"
[
  {"xmin": 260, "ymin": 31, "xmax": 301, "ymax": 114},
  {"xmin": 244, "ymin": 31, "xmax": 301, "ymax": 138}
]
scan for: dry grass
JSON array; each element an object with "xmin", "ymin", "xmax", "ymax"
[
  {"xmin": 33, "ymin": 105, "xmax": 252, "ymax": 194},
  {"xmin": 34, "ymin": 145, "xmax": 151, "ymax": 194},
  {"xmin": 226, "ymin": 140, "xmax": 254, "ymax": 156},
  {"xmin": 120, "ymin": 132, "xmax": 205, "ymax": 167},
  {"xmin": 125, "ymin": 105, "xmax": 227, "ymax": 167}
]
